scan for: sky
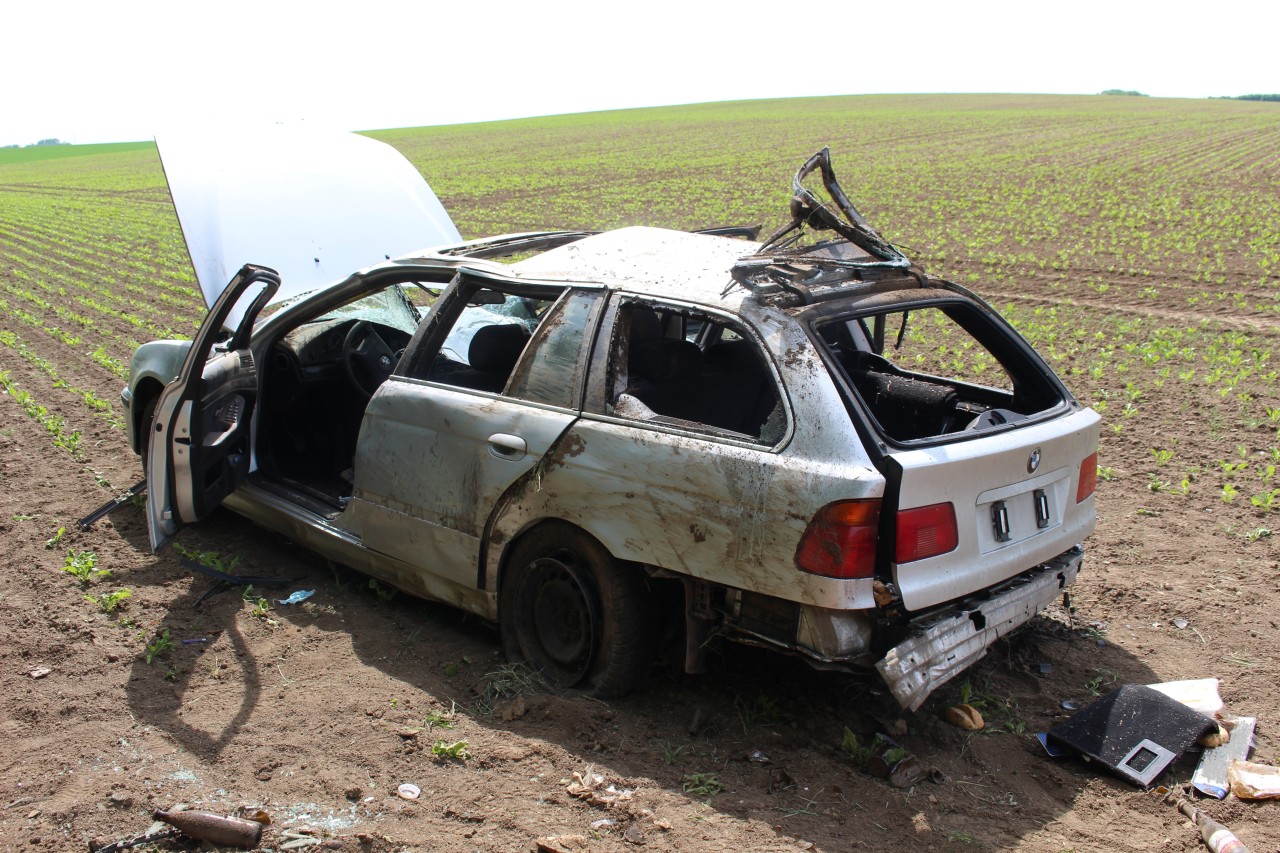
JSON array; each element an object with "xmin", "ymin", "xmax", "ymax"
[{"xmin": 4, "ymin": 0, "xmax": 1278, "ymax": 147}]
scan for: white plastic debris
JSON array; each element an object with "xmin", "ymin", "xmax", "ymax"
[
  {"xmin": 1228, "ymin": 759, "xmax": 1280, "ymax": 800},
  {"xmin": 1146, "ymin": 678, "xmax": 1224, "ymax": 716},
  {"xmin": 397, "ymin": 783, "xmax": 421, "ymax": 800}
]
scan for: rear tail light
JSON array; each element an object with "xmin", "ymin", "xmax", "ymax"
[
  {"xmin": 795, "ymin": 499, "xmax": 881, "ymax": 579},
  {"xmin": 895, "ymin": 502, "xmax": 958, "ymax": 563},
  {"xmin": 1076, "ymin": 451, "xmax": 1098, "ymax": 503}
]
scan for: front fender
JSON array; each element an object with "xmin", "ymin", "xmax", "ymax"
[{"xmin": 123, "ymin": 339, "xmax": 193, "ymax": 454}]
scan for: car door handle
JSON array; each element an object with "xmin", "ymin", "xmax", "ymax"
[{"xmin": 488, "ymin": 433, "xmax": 527, "ymax": 460}]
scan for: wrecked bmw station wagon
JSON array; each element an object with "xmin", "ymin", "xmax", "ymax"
[{"xmin": 124, "ymin": 132, "xmax": 1099, "ymax": 711}]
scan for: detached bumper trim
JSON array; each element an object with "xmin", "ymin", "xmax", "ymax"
[{"xmin": 876, "ymin": 547, "xmax": 1082, "ymax": 711}]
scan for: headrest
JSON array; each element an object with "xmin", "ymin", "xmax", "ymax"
[
  {"xmin": 628, "ymin": 307, "xmax": 663, "ymax": 346},
  {"xmin": 631, "ymin": 339, "xmax": 701, "ymax": 382},
  {"xmin": 704, "ymin": 339, "xmax": 758, "ymax": 371},
  {"xmin": 468, "ymin": 323, "xmax": 530, "ymax": 373}
]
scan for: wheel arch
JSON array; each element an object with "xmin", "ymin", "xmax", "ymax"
[
  {"xmin": 492, "ymin": 517, "xmax": 615, "ymax": 597},
  {"xmin": 130, "ymin": 377, "xmax": 168, "ymax": 455}
]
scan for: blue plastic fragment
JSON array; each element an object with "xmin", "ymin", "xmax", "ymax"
[
  {"xmin": 1036, "ymin": 733, "xmax": 1068, "ymax": 757},
  {"xmin": 276, "ymin": 589, "xmax": 315, "ymax": 605}
]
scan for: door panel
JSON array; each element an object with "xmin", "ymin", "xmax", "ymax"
[
  {"xmin": 344, "ymin": 379, "xmax": 576, "ymax": 587},
  {"xmin": 146, "ymin": 265, "xmax": 279, "ymax": 551}
]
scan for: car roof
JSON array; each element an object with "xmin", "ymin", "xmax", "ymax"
[{"xmin": 508, "ymin": 226, "xmax": 762, "ymax": 311}]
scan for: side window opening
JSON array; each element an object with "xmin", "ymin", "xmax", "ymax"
[
  {"xmin": 817, "ymin": 303, "xmax": 1063, "ymax": 442},
  {"xmin": 608, "ymin": 301, "xmax": 786, "ymax": 445},
  {"xmin": 404, "ymin": 279, "xmax": 567, "ymax": 397}
]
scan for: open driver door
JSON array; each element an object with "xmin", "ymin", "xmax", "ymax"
[{"xmin": 146, "ymin": 265, "xmax": 279, "ymax": 552}]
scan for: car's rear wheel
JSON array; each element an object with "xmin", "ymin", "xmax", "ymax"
[{"xmin": 499, "ymin": 524, "xmax": 655, "ymax": 698}]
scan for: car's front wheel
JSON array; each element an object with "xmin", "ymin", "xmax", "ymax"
[
  {"xmin": 139, "ymin": 395, "xmax": 158, "ymax": 476},
  {"xmin": 499, "ymin": 524, "xmax": 655, "ymax": 698}
]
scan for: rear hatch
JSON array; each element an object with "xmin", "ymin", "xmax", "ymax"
[
  {"xmin": 887, "ymin": 406, "xmax": 1098, "ymax": 609},
  {"xmin": 809, "ymin": 290, "xmax": 1099, "ymax": 611}
]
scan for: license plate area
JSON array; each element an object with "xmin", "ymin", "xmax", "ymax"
[{"xmin": 977, "ymin": 469, "xmax": 1070, "ymax": 554}]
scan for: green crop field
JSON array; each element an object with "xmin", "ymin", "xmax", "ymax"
[
  {"xmin": 3, "ymin": 94, "xmax": 1278, "ymax": 523},
  {"xmin": 4, "ymin": 93, "xmax": 1280, "ymax": 852}
]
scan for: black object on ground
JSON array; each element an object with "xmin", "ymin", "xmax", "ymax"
[
  {"xmin": 1046, "ymin": 684, "xmax": 1218, "ymax": 787},
  {"xmin": 77, "ymin": 481, "xmax": 147, "ymax": 530}
]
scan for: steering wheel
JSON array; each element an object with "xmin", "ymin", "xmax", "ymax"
[{"xmin": 342, "ymin": 321, "xmax": 398, "ymax": 398}]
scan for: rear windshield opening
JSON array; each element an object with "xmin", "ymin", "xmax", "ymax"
[{"xmin": 817, "ymin": 303, "xmax": 1064, "ymax": 442}]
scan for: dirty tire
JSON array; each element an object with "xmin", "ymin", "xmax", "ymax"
[
  {"xmin": 500, "ymin": 523, "xmax": 656, "ymax": 698},
  {"xmin": 139, "ymin": 395, "xmax": 158, "ymax": 477}
]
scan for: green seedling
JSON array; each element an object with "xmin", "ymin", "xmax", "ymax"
[
  {"xmin": 657, "ymin": 740, "xmax": 688, "ymax": 765},
  {"xmin": 85, "ymin": 588, "xmax": 132, "ymax": 613},
  {"xmin": 1243, "ymin": 527, "xmax": 1272, "ymax": 542},
  {"xmin": 958, "ymin": 679, "xmax": 989, "ymax": 710},
  {"xmin": 431, "ymin": 739, "xmax": 471, "ymax": 760},
  {"xmin": 45, "ymin": 526, "xmax": 66, "ymax": 549},
  {"xmin": 368, "ymin": 578, "xmax": 398, "ymax": 606},
  {"xmin": 1085, "ymin": 669, "xmax": 1117, "ymax": 696},
  {"xmin": 1221, "ymin": 460, "xmax": 1248, "ymax": 477},
  {"xmin": 1096, "ymin": 465, "xmax": 1118, "ymax": 482},
  {"xmin": 1221, "ymin": 483, "xmax": 1239, "ymax": 503},
  {"xmin": 144, "ymin": 630, "xmax": 174, "ymax": 665},
  {"xmin": 840, "ymin": 728, "xmax": 875, "ymax": 767},
  {"xmin": 422, "ymin": 709, "xmax": 456, "ymax": 730},
  {"xmin": 1250, "ymin": 488, "xmax": 1280, "ymax": 512},
  {"xmin": 733, "ymin": 689, "xmax": 783, "ymax": 733},
  {"xmin": 1151, "ymin": 448, "xmax": 1174, "ymax": 466},
  {"xmin": 172, "ymin": 543, "xmax": 242, "ymax": 574},
  {"xmin": 681, "ymin": 772, "xmax": 726, "ymax": 797},
  {"xmin": 61, "ymin": 550, "xmax": 110, "ymax": 584},
  {"xmin": 241, "ymin": 584, "xmax": 271, "ymax": 618}
]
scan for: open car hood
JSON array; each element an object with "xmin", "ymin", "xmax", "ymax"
[{"xmin": 157, "ymin": 126, "xmax": 461, "ymax": 327}]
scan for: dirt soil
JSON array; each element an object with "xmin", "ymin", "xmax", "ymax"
[{"xmin": 2, "ymin": 289, "xmax": 1279, "ymax": 853}]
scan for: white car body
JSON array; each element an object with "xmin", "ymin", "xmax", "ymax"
[{"xmin": 128, "ymin": 135, "xmax": 1099, "ymax": 710}]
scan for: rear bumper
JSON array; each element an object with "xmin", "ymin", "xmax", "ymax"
[{"xmin": 876, "ymin": 546, "xmax": 1082, "ymax": 711}]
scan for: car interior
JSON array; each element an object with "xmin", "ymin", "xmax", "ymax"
[
  {"xmin": 611, "ymin": 303, "xmax": 785, "ymax": 444},
  {"xmin": 251, "ymin": 282, "xmax": 431, "ymax": 515},
  {"xmin": 818, "ymin": 303, "xmax": 1063, "ymax": 442}
]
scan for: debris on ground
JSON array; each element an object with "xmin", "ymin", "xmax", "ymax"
[
  {"xmin": 152, "ymin": 808, "xmax": 264, "ymax": 848},
  {"xmin": 1228, "ymin": 760, "xmax": 1280, "ymax": 800},
  {"xmin": 1148, "ymin": 678, "xmax": 1225, "ymax": 716},
  {"xmin": 397, "ymin": 783, "xmax": 421, "ymax": 801},
  {"xmin": 943, "ymin": 703, "xmax": 984, "ymax": 731},
  {"xmin": 88, "ymin": 828, "xmax": 181, "ymax": 853},
  {"xmin": 1045, "ymin": 684, "xmax": 1217, "ymax": 787},
  {"xmin": 565, "ymin": 768, "xmax": 636, "ymax": 807},
  {"xmin": 536, "ymin": 835, "xmax": 592, "ymax": 853},
  {"xmin": 277, "ymin": 589, "xmax": 316, "ymax": 605},
  {"xmin": 1160, "ymin": 788, "xmax": 1255, "ymax": 853},
  {"xmin": 1195, "ymin": 717, "xmax": 1257, "ymax": 798}
]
